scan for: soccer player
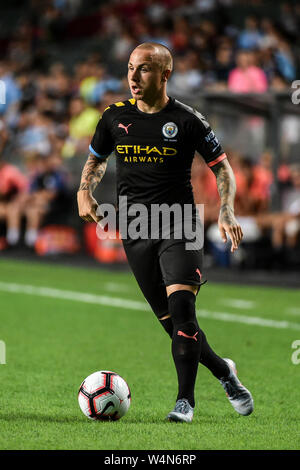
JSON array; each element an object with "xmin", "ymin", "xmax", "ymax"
[{"xmin": 77, "ymin": 42, "xmax": 254, "ymax": 422}]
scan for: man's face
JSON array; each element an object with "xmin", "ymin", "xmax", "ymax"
[
  {"xmin": 70, "ymin": 98, "xmax": 84, "ymax": 116},
  {"xmin": 128, "ymin": 48, "xmax": 164, "ymax": 100}
]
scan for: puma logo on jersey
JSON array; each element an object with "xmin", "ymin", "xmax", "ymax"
[
  {"xmin": 177, "ymin": 330, "xmax": 199, "ymax": 342},
  {"xmin": 118, "ymin": 123, "xmax": 132, "ymax": 134}
]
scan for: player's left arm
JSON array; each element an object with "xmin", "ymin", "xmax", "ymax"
[
  {"xmin": 210, "ymin": 158, "xmax": 243, "ymax": 252},
  {"xmin": 190, "ymin": 111, "xmax": 243, "ymax": 252}
]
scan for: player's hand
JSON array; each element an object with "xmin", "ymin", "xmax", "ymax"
[
  {"xmin": 77, "ymin": 190, "xmax": 102, "ymax": 224},
  {"xmin": 218, "ymin": 207, "xmax": 243, "ymax": 253}
]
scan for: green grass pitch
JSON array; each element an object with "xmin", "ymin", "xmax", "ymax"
[{"xmin": 0, "ymin": 258, "xmax": 299, "ymax": 450}]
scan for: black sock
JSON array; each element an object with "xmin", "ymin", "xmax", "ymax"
[
  {"xmin": 168, "ymin": 291, "xmax": 201, "ymax": 408},
  {"xmin": 199, "ymin": 332, "xmax": 230, "ymax": 379},
  {"xmin": 159, "ymin": 307, "xmax": 229, "ymax": 380}
]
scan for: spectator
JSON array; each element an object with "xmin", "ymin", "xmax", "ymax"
[
  {"xmin": 211, "ymin": 45, "xmax": 234, "ymax": 89},
  {"xmin": 79, "ymin": 63, "xmax": 101, "ymax": 102},
  {"xmin": 88, "ymin": 65, "xmax": 122, "ymax": 105},
  {"xmin": 238, "ymin": 16, "xmax": 263, "ymax": 50},
  {"xmin": 280, "ymin": 164, "xmax": 300, "ymax": 247},
  {"xmin": 145, "ymin": 0, "xmax": 169, "ymax": 25},
  {"xmin": 259, "ymin": 18, "xmax": 279, "ymax": 50},
  {"xmin": 228, "ymin": 50, "xmax": 268, "ymax": 93},
  {"xmin": 0, "ymin": 120, "xmax": 9, "ymax": 156},
  {"xmin": 170, "ymin": 16, "xmax": 190, "ymax": 53},
  {"xmin": 15, "ymin": 72, "xmax": 37, "ymax": 109},
  {"xmin": 235, "ymin": 155, "xmax": 273, "ymax": 216},
  {"xmin": 274, "ymin": 38, "xmax": 296, "ymax": 82},
  {"xmin": 279, "ymin": 2, "xmax": 298, "ymax": 41},
  {"xmin": 46, "ymin": 62, "xmax": 72, "ymax": 105},
  {"xmin": 0, "ymin": 157, "xmax": 28, "ymax": 247},
  {"xmin": 0, "ymin": 60, "xmax": 21, "ymax": 122},
  {"xmin": 168, "ymin": 53, "xmax": 203, "ymax": 97},
  {"xmin": 206, "ymin": 153, "xmax": 274, "ymax": 260},
  {"xmin": 17, "ymin": 108, "xmax": 53, "ymax": 157},
  {"xmin": 112, "ymin": 27, "xmax": 137, "ymax": 64},
  {"xmin": 269, "ymin": 74, "xmax": 289, "ymax": 90},
  {"xmin": 246, "ymin": 163, "xmax": 300, "ymax": 264},
  {"xmin": 68, "ymin": 97, "xmax": 100, "ymax": 139},
  {"xmin": 12, "ymin": 153, "xmax": 70, "ymax": 247},
  {"xmin": 191, "ymin": 154, "xmax": 219, "ymax": 226},
  {"xmin": 62, "ymin": 97, "xmax": 100, "ymax": 158}
]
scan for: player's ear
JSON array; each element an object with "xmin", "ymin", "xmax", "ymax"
[{"xmin": 162, "ymin": 69, "xmax": 172, "ymax": 82}]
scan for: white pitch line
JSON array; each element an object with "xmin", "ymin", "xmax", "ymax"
[
  {"xmin": 286, "ymin": 307, "xmax": 300, "ymax": 317},
  {"xmin": 0, "ymin": 281, "xmax": 300, "ymax": 332},
  {"xmin": 219, "ymin": 298, "xmax": 256, "ymax": 309},
  {"xmin": 0, "ymin": 281, "xmax": 148, "ymax": 312},
  {"xmin": 103, "ymin": 282, "xmax": 134, "ymax": 294},
  {"xmin": 197, "ymin": 310, "xmax": 300, "ymax": 331}
]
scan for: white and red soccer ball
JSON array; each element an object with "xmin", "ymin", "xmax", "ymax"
[{"xmin": 78, "ymin": 370, "xmax": 131, "ymax": 421}]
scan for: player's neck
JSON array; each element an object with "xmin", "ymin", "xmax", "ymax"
[{"xmin": 136, "ymin": 94, "xmax": 169, "ymax": 114}]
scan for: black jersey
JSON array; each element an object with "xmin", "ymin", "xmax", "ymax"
[{"xmin": 90, "ymin": 97, "xmax": 226, "ymax": 208}]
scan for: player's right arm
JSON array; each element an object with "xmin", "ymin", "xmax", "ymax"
[
  {"xmin": 77, "ymin": 153, "xmax": 108, "ymax": 223},
  {"xmin": 77, "ymin": 108, "xmax": 114, "ymax": 223}
]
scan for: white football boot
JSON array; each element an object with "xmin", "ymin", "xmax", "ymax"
[
  {"xmin": 167, "ymin": 398, "xmax": 194, "ymax": 423},
  {"xmin": 220, "ymin": 358, "xmax": 254, "ymax": 416}
]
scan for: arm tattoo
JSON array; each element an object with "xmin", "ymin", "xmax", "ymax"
[
  {"xmin": 78, "ymin": 153, "xmax": 108, "ymax": 194},
  {"xmin": 210, "ymin": 159, "xmax": 236, "ymax": 224}
]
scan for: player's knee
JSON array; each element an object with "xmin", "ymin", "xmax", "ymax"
[
  {"xmin": 168, "ymin": 290, "xmax": 197, "ymax": 328},
  {"xmin": 176, "ymin": 321, "xmax": 198, "ymax": 338}
]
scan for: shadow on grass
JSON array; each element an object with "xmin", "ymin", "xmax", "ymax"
[
  {"xmin": 0, "ymin": 412, "xmax": 82, "ymax": 424},
  {"xmin": 0, "ymin": 412, "xmax": 163, "ymax": 425},
  {"xmin": 0, "ymin": 410, "xmax": 247, "ymax": 426}
]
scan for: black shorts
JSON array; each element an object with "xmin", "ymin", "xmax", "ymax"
[{"xmin": 122, "ymin": 237, "xmax": 204, "ymax": 319}]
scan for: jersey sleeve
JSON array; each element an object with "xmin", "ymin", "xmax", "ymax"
[
  {"xmin": 190, "ymin": 111, "xmax": 227, "ymax": 168},
  {"xmin": 89, "ymin": 110, "xmax": 114, "ymax": 160}
]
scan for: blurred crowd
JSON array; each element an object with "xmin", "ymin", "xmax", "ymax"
[
  {"xmin": 0, "ymin": 0, "xmax": 299, "ymax": 267},
  {"xmin": 192, "ymin": 150, "xmax": 300, "ymax": 268}
]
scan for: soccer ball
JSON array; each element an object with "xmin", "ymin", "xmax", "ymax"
[{"xmin": 78, "ymin": 370, "xmax": 131, "ymax": 421}]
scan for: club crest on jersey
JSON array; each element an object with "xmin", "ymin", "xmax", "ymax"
[{"xmin": 162, "ymin": 122, "xmax": 178, "ymax": 139}]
